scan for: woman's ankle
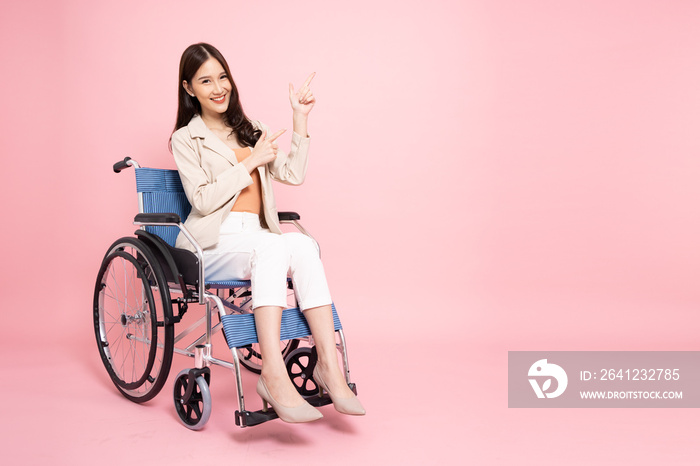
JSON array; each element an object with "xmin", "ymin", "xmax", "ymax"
[{"xmin": 315, "ymin": 356, "xmax": 342, "ymax": 376}]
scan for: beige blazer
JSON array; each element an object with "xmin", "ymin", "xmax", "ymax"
[{"xmin": 171, "ymin": 114, "xmax": 310, "ymax": 252}]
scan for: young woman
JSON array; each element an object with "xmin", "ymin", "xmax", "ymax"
[{"xmin": 169, "ymin": 43, "xmax": 364, "ymax": 423}]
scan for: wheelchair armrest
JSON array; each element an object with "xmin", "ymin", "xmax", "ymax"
[
  {"xmin": 134, "ymin": 213, "xmax": 182, "ymax": 224},
  {"xmin": 136, "ymin": 212, "xmax": 296, "ymax": 223},
  {"xmin": 278, "ymin": 211, "xmax": 300, "ymax": 221},
  {"xmin": 276, "ymin": 212, "xmax": 321, "ymax": 258}
]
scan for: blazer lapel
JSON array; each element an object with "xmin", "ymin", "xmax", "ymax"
[{"xmin": 188, "ymin": 114, "xmax": 239, "ymax": 166}]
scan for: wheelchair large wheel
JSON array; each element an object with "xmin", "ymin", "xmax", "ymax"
[{"xmin": 93, "ymin": 237, "xmax": 174, "ymax": 403}]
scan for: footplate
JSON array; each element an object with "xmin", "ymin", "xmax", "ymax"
[{"xmin": 234, "ymin": 384, "xmax": 357, "ymax": 427}]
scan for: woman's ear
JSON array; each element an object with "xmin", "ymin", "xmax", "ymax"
[{"xmin": 183, "ymin": 80, "xmax": 194, "ymax": 97}]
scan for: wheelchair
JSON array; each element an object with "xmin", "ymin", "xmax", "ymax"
[{"xmin": 93, "ymin": 157, "xmax": 357, "ymax": 429}]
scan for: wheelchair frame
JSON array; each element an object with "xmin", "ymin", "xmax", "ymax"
[{"xmin": 93, "ymin": 157, "xmax": 356, "ymax": 429}]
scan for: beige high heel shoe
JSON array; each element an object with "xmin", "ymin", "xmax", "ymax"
[
  {"xmin": 313, "ymin": 367, "xmax": 366, "ymax": 416},
  {"xmin": 257, "ymin": 377, "xmax": 323, "ymax": 423}
]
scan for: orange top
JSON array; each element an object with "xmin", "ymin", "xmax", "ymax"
[{"xmin": 231, "ymin": 147, "xmax": 262, "ymax": 215}]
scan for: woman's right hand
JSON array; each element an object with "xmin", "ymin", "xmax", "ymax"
[{"xmin": 244, "ymin": 129, "xmax": 286, "ymax": 172}]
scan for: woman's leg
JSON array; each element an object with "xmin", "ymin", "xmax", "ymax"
[
  {"xmin": 248, "ymin": 233, "xmax": 309, "ymax": 408},
  {"xmin": 303, "ymin": 304, "xmax": 356, "ymax": 399},
  {"xmin": 205, "ymin": 215, "xmax": 312, "ymax": 409},
  {"xmin": 282, "ymin": 233, "xmax": 357, "ymax": 398},
  {"xmin": 254, "ymin": 305, "xmax": 309, "ymax": 407}
]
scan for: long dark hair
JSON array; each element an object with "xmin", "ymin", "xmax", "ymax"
[{"xmin": 170, "ymin": 43, "xmax": 261, "ymax": 149}]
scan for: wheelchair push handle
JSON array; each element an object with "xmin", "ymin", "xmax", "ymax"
[{"xmin": 113, "ymin": 157, "xmax": 140, "ymax": 173}]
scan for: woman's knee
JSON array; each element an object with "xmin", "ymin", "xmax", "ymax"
[
  {"xmin": 252, "ymin": 233, "xmax": 289, "ymax": 258},
  {"xmin": 283, "ymin": 232, "xmax": 320, "ymax": 257}
]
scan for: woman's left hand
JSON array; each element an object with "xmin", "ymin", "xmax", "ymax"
[{"xmin": 289, "ymin": 72, "xmax": 316, "ymax": 115}]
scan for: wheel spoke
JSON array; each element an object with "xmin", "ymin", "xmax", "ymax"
[
  {"xmin": 103, "ymin": 317, "xmax": 120, "ymax": 334},
  {"xmin": 192, "ymin": 403, "xmax": 202, "ymax": 418},
  {"xmin": 124, "ymin": 264, "xmax": 141, "ymax": 315},
  {"xmin": 108, "ymin": 266, "xmax": 124, "ymax": 316},
  {"xmin": 128, "ymin": 333, "xmax": 147, "ymax": 374},
  {"xmin": 108, "ymin": 324, "xmax": 128, "ymax": 357},
  {"xmin": 118, "ymin": 335, "xmax": 132, "ymax": 380},
  {"xmin": 101, "ymin": 290, "xmax": 123, "ymax": 325},
  {"xmin": 127, "ymin": 264, "xmax": 144, "ymax": 315}
]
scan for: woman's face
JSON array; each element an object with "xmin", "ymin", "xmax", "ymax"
[{"xmin": 184, "ymin": 57, "xmax": 232, "ymax": 118}]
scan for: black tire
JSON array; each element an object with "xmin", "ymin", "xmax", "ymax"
[
  {"xmin": 93, "ymin": 237, "xmax": 174, "ymax": 403},
  {"xmin": 173, "ymin": 369, "xmax": 212, "ymax": 430}
]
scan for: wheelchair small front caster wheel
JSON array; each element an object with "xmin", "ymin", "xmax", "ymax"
[
  {"xmin": 173, "ymin": 369, "xmax": 212, "ymax": 430},
  {"xmin": 284, "ymin": 347, "xmax": 319, "ymax": 397}
]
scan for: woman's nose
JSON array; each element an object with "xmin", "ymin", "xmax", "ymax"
[{"xmin": 213, "ymin": 80, "xmax": 223, "ymax": 94}]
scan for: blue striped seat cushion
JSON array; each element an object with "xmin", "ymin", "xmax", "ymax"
[
  {"xmin": 207, "ymin": 280, "xmax": 253, "ymax": 288},
  {"xmin": 207, "ymin": 277, "xmax": 292, "ymax": 288}
]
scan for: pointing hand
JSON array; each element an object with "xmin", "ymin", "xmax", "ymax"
[{"xmin": 289, "ymin": 72, "xmax": 316, "ymax": 115}]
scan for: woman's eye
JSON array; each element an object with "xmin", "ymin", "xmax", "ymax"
[{"xmin": 221, "ymin": 75, "xmax": 228, "ymax": 80}]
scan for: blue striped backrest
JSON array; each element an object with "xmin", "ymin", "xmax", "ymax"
[{"xmin": 134, "ymin": 168, "xmax": 191, "ymax": 247}]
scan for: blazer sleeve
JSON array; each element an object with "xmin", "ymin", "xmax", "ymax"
[
  {"xmin": 255, "ymin": 120, "xmax": 311, "ymax": 186},
  {"xmin": 171, "ymin": 129, "xmax": 253, "ymax": 216}
]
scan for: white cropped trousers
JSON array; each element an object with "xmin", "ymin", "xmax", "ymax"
[{"xmin": 203, "ymin": 211, "xmax": 332, "ymax": 311}]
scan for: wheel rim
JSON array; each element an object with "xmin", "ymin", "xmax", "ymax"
[{"xmin": 96, "ymin": 251, "xmax": 157, "ymax": 389}]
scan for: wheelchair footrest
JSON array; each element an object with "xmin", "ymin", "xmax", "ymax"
[
  {"xmin": 235, "ymin": 409, "xmax": 279, "ymax": 427},
  {"xmin": 235, "ymin": 392, "xmax": 341, "ymax": 427}
]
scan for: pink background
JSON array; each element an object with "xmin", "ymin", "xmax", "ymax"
[{"xmin": 2, "ymin": 1, "xmax": 699, "ymax": 464}]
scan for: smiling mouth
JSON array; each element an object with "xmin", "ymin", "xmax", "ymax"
[{"xmin": 211, "ymin": 95, "xmax": 226, "ymax": 103}]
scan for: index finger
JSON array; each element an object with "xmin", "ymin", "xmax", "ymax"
[
  {"xmin": 267, "ymin": 128, "xmax": 287, "ymax": 142},
  {"xmin": 301, "ymin": 72, "xmax": 316, "ymax": 88}
]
